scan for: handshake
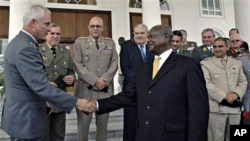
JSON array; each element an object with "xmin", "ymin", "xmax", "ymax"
[{"xmin": 76, "ymin": 99, "xmax": 98, "ymax": 114}]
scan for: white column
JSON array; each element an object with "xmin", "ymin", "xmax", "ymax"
[
  {"xmin": 8, "ymin": 0, "xmax": 46, "ymax": 42},
  {"xmin": 142, "ymin": 0, "xmax": 161, "ymax": 29},
  {"xmin": 234, "ymin": 0, "xmax": 250, "ymax": 44},
  {"xmin": 8, "ymin": 0, "xmax": 31, "ymax": 42}
]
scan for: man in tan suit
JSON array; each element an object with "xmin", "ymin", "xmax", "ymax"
[
  {"xmin": 201, "ymin": 37, "xmax": 247, "ymax": 141},
  {"xmin": 73, "ymin": 16, "xmax": 118, "ymax": 141}
]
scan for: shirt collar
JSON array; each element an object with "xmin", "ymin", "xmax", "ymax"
[{"xmin": 21, "ymin": 29, "xmax": 38, "ymax": 45}]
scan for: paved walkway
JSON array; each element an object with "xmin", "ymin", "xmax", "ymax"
[{"xmin": 0, "ymin": 89, "xmax": 124, "ymax": 141}]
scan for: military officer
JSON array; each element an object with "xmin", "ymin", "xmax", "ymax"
[
  {"xmin": 179, "ymin": 29, "xmax": 198, "ymax": 56},
  {"xmin": 40, "ymin": 23, "xmax": 75, "ymax": 141},
  {"xmin": 227, "ymin": 34, "xmax": 247, "ymax": 58},
  {"xmin": 201, "ymin": 37, "xmax": 247, "ymax": 141},
  {"xmin": 73, "ymin": 16, "xmax": 118, "ymax": 141},
  {"xmin": 172, "ymin": 30, "xmax": 192, "ymax": 57},
  {"xmin": 192, "ymin": 28, "xmax": 215, "ymax": 61}
]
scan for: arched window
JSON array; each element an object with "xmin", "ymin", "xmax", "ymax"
[
  {"xmin": 47, "ymin": 0, "xmax": 97, "ymax": 5},
  {"xmin": 160, "ymin": 0, "xmax": 169, "ymax": 10},
  {"xmin": 129, "ymin": 0, "xmax": 170, "ymax": 10}
]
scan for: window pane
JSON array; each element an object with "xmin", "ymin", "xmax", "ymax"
[
  {"xmin": 208, "ymin": 0, "xmax": 214, "ymax": 10},
  {"xmin": 48, "ymin": 0, "xmax": 97, "ymax": 5},
  {"xmin": 129, "ymin": 0, "xmax": 142, "ymax": 8},
  {"xmin": 202, "ymin": 0, "xmax": 207, "ymax": 9},
  {"xmin": 215, "ymin": 0, "xmax": 220, "ymax": 10},
  {"xmin": 202, "ymin": 10, "xmax": 208, "ymax": 14},
  {"xmin": 215, "ymin": 11, "xmax": 221, "ymax": 15},
  {"xmin": 160, "ymin": 1, "xmax": 169, "ymax": 10},
  {"xmin": 209, "ymin": 11, "xmax": 214, "ymax": 15}
]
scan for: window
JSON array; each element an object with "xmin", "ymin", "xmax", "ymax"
[
  {"xmin": 201, "ymin": 0, "xmax": 222, "ymax": 16},
  {"xmin": 160, "ymin": 0, "xmax": 169, "ymax": 10},
  {"xmin": 129, "ymin": 0, "xmax": 170, "ymax": 10}
]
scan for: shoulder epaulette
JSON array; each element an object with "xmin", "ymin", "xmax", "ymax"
[
  {"xmin": 76, "ymin": 37, "xmax": 88, "ymax": 40},
  {"xmin": 203, "ymin": 57, "xmax": 212, "ymax": 61},
  {"xmin": 104, "ymin": 37, "xmax": 112, "ymax": 40}
]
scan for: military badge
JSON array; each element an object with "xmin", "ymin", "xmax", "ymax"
[{"xmin": 203, "ymin": 47, "xmax": 207, "ymax": 51}]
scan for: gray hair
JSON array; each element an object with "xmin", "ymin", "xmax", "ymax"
[
  {"xmin": 201, "ymin": 28, "xmax": 215, "ymax": 37},
  {"xmin": 133, "ymin": 24, "xmax": 149, "ymax": 33},
  {"xmin": 23, "ymin": 5, "xmax": 51, "ymax": 26}
]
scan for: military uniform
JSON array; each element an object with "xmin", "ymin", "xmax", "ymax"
[
  {"xmin": 226, "ymin": 48, "xmax": 247, "ymax": 58},
  {"xmin": 73, "ymin": 36, "xmax": 118, "ymax": 141},
  {"xmin": 192, "ymin": 45, "xmax": 213, "ymax": 61},
  {"xmin": 40, "ymin": 43, "xmax": 75, "ymax": 141},
  {"xmin": 201, "ymin": 56, "xmax": 247, "ymax": 141},
  {"xmin": 179, "ymin": 41, "xmax": 197, "ymax": 57}
]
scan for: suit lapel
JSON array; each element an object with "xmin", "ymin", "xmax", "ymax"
[{"xmin": 149, "ymin": 52, "xmax": 177, "ymax": 87}]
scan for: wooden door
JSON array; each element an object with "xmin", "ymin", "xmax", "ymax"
[
  {"xmin": 50, "ymin": 9, "xmax": 112, "ymax": 44},
  {"xmin": 0, "ymin": 7, "xmax": 9, "ymax": 38},
  {"xmin": 129, "ymin": 13, "xmax": 172, "ymax": 32}
]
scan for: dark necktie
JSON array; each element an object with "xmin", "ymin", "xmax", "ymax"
[
  {"xmin": 51, "ymin": 47, "xmax": 56, "ymax": 58},
  {"xmin": 95, "ymin": 40, "xmax": 99, "ymax": 50},
  {"xmin": 140, "ymin": 45, "xmax": 146, "ymax": 62}
]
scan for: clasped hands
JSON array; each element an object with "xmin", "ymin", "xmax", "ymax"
[
  {"xmin": 76, "ymin": 98, "xmax": 97, "ymax": 114},
  {"xmin": 224, "ymin": 92, "xmax": 239, "ymax": 104},
  {"xmin": 92, "ymin": 77, "xmax": 107, "ymax": 90}
]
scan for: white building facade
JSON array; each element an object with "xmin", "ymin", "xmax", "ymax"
[{"xmin": 0, "ymin": 0, "xmax": 249, "ymax": 90}]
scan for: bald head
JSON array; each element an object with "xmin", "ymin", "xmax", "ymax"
[
  {"xmin": 89, "ymin": 16, "xmax": 104, "ymax": 26},
  {"xmin": 230, "ymin": 33, "xmax": 242, "ymax": 50},
  {"xmin": 88, "ymin": 16, "xmax": 104, "ymax": 39}
]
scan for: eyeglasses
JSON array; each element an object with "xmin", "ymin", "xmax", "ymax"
[
  {"xmin": 89, "ymin": 25, "xmax": 102, "ymax": 29},
  {"xmin": 230, "ymin": 40, "xmax": 240, "ymax": 43}
]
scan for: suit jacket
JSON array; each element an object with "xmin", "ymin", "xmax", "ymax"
[
  {"xmin": 201, "ymin": 56, "xmax": 247, "ymax": 113},
  {"xmin": 240, "ymin": 54, "xmax": 250, "ymax": 111},
  {"xmin": 73, "ymin": 36, "xmax": 118, "ymax": 100},
  {"xmin": 120, "ymin": 40, "xmax": 154, "ymax": 91},
  {"xmin": 40, "ymin": 43, "xmax": 75, "ymax": 113},
  {"xmin": 97, "ymin": 52, "xmax": 209, "ymax": 141},
  {"xmin": 192, "ymin": 45, "xmax": 213, "ymax": 61},
  {"xmin": 1, "ymin": 31, "xmax": 77, "ymax": 139}
]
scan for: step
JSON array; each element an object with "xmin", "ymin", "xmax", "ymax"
[{"xmin": 0, "ymin": 89, "xmax": 124, "ymax": 141}]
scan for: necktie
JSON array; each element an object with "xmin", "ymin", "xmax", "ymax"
[
  {"xmin": 152, "ymin": 56, "xmax": 161, "ymax": 79},
  {"xmin": 221, "ymin": 58, "xmax": 227, "ymax": 67},
  {"xmin": 173, "ymin": 50, "xmax": 177, "ymax": 54},
  {"xmin": 140, "ymin": 45, "xmax": 146, "ymax": 62},
  {"xmin": 51, "ymin": 47, "xmax": 56, "ymax": 58},
  {"xmin": 95, "ymin": 40, "xmax": 99, "ymax": 50},
  {"xmin": 35, "ymin": 42, "xmax": 40, "ymax": 51}
]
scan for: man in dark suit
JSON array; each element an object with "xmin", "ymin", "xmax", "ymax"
[
  {"xmin": 1, "ymin": 5, "xmax": 92, "ymax": 141},
  {"xmin": 192, "ymin": 28, "xmax": 215, "ymax": 61},
  {"xmin": 120, "ymin": 24, "xmax": 154, "ymax": 141},
  {"xmin": 87, "ymin": 24, "xmax": 209, "ymax": 141}
]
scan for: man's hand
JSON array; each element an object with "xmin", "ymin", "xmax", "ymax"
[
  {"xmin": 95, "ymin": 77, "xmax": 108, "ymax": 89},
  {"xmin": 225, "ymin": 92, "xmax": 239, "ymax": 103},
  {"xmin": 76, "ymin": 99, "xmax": 97, "ymax": 113},
  {"xmin": 50, "ymin": 81, "xmax": 58, "ymax": 87},
  {"xmin": 63, "ymin": 75, "xmax": 74, "ymax": 85}
]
